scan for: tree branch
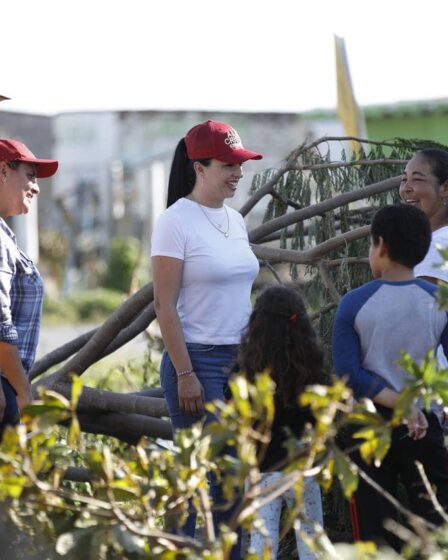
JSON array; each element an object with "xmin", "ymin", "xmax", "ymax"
[
  {"xmin": 415, "ymin": 460, "xmax": 448, "ymax": 524},
  {"xmin": 318, "ymin": 262, "xmax": 341, "ymax": 303},
  {"xmin": 36, "ymin": 284, "xmax": 154, "ymax": 387},
  {"xmin": 77, "ymin": 411, "xmax": 172, "ymax": 443},
  {"xmin": 249, "ymin": 176, "xmax": 399, "ymax": 243},
  {"xmin": 252, "ymin": 226, "xmax": 370, "ymax": 265},
  {"xmin": 30, "ymin": 328, "xmax": 98, "ymax": 380},
  {"xmin": 357, "ymin": 466, "xmax": 438, "ymax": 531},
  {"xmin": 327, "ymin": 257, "xmax": 370, "ymax": 268},
  {"xmin": 310, "ymin": 303, "xmax": 337, "ymax": 321},
  {"xmin": 31, "ymin": 303, "xmax": 156, "ymax": 382},
  {"xmin": 259, "ymin": 261, "xmax": 284, "ymax": 284},
  {"xmin": 239, "ymin": 131, "xmax": 406, "ymax": 217}
]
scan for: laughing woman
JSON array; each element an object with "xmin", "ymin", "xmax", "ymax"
[
  {"xmin": 151, "ymin": 120, "xmax": 262, "ymax": 548},
  {"xmin": 0, "ymin": 139, "xmax": 58, "ymax": 435},
  {"xmin": 400, "ymin": 148, "xmax": 448, "ymax": 284},
  {"xmin": 399, "ymin": 148, "xmax": 448, "ymax": 404}
]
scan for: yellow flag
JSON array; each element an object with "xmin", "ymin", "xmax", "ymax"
[{"xmin": 335, "ymin": 35, "xmax": 367, "ymax": 145}]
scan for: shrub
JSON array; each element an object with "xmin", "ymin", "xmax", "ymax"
[
  {"xmin": 104, "ymin": 236, "xmax": 141, "ymax": 293},
  {"xmin": 42, "ymin": 296, "xmax": 78, "ymax": 324},
  {"xmin": 68, "ymin": 288, "xmax": 126, "ymax": 321}
]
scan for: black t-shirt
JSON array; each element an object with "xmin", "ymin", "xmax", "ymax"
[
  {"xmin": 225, "ymin": 371, "xmax": 314, "ymax": 471},
  {"xmin": 260, "ymin": 399, "xmax": 313, "ymax": 471}
]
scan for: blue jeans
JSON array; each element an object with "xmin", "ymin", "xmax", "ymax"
[
  {"xmin": 0, "ymin": 377, "xmax": 19, "ymax": 437},
  {"xmin": 161, "ymin": 343, "xmax": 238, "ymax": 429},
  {"xmin": 160, "ymin": 343, "xmax": 241, "ymax": 558}
]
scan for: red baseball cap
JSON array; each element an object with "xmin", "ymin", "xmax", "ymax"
[
  {"xmin": 0, "ymin": 139, "xmax": 58, "ymax": 178},
  {"xmin": 185, "ymin": 120, "xmax": 263, "ymax": 164}
]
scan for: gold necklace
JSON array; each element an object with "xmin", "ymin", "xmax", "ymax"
[{"xmin": 195, "ymin": 202, "xmax": 230, "ymax": 238}]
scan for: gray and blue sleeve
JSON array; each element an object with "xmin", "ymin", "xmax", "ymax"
[{"xmin": 332, "ymin": 283, "xmax": 386, "ymax": 400}]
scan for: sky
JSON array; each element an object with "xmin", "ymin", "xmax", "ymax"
[{"xmin": 2, "ymin": 0, "xmax": 448, "ymax": 116}]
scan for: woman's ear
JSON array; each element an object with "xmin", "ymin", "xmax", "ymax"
[{"xmin": 193, "ymin": 161, "xmax": 204, "ymax": 178}]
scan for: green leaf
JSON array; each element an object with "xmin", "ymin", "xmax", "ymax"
[
  {"xmin": 0, "ymin": 476, "xmax": 28, "ymax": 498},
  {"xmin": 37, "ymin": 388, "xmax": 71, "ymax": 408},
  {"xmin": 70, "ymin": 375, "xmax": 84, "ymax": 409},
  {"xmin": 393, "ymin": 388, "xmax": 419, "ymax": 423},
  {"xmin": 333, "ymin": 447, "xmax": 358, "ymax": 498},
  {"xmin": 67, "ymin": 416, "xmax": 81, "ymax": 448}
]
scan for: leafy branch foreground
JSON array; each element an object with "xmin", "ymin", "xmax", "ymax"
[
  {"xmin": 2, "ymin": 355, "xmax": 448, "ymax": 560},
  {"xmin": 6, "ymin": 135, "xmax": 448, "ymax": 558}
]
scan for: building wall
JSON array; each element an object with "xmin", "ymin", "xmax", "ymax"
[
  {"xmin": 53, "ymin": 112, "xmax": 120, "ymax": 252},
  {"xmin": 366, "ymin": 108, "xmax": 448, "ymax": 145}
]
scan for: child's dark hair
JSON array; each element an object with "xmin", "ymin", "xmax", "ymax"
[
  {"xmin": 166, "ymin": 139, "xmax": 211, "ymax": 208},
  {"xmin": 237, "ymin": 285, "xmax": 326, "ymax": 406},
  {"xmin": 370, "ymin": 204, "xmax": 431, "ymax": 268}
]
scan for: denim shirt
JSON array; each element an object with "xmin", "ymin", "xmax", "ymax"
[{"xmin": 0, "ymin": 219, "xmax": 43, "ymax": 374}]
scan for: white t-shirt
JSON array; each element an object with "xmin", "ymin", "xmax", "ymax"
[
  {"xmin": 151, "ymin": 198, "xmax": 259, "ymax": 344},
  {"xmin": 414, "ymin": 225, "xmax": 448, "ymax": 371},
  {"xmin": 414, "ymin": 225, "xmax": 448, "ymax": 283}
]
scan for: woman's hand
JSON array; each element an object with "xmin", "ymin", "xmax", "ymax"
[
  {"xmin": 16, "ymin": 387, "xmax": 32, "ymax": 412},
  {"xmin": 0, "ymin": 342, "xmax": 32, "ymax": 415},
  {"xmin": 407, "ymin": 405, "xmax": 428, "ymax": 440},
  {"xmin": 178, "ymin": 373, "xmax": 205, "ymax": 416}
]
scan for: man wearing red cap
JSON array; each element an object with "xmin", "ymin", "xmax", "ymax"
[{"xmin": 0, "ymin": 139, "xmax": 58, "ymax": 435}]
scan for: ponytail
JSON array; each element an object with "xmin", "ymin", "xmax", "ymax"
[
  {"xmin": 166, "ymin": 138, "xmax": 212, "ymax": 208},
  {"xmin": 166, "ymin": 139, "xmax": 193, "ymax": 207}
]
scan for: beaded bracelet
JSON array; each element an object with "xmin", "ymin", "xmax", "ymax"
[{"xmin": 177, "ymin": 369, "xmax": 194, "ymax": 378}]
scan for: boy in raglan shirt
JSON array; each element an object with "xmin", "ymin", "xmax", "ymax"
[{"xmin": 333, "ymin": 204, "xmax": 448, "ymax": 549}]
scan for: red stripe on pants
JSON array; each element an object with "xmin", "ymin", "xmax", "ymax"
[{"xmin": 349, "ymin": 495, "xmax": 361, "ymax": 542}]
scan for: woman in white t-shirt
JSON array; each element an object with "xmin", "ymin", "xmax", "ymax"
[
  {"xmin": 400, "ymin": 148, "xmax": 448, "ymax": 374},
  {"xmin": 151, "ymin": 120, "xmax": 262, "ymax": 545},
  {"xmin": 401, "ymin": 148, "xmax": 448, "ymax": 285}
]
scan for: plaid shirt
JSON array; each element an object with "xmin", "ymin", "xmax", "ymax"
[{"xmin": 0, "ymin": 219, "xmax": 43, "ymax": 374}]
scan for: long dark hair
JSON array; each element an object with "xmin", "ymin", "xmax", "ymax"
[
  {"xmin": 166, "ymin": 138, "xmax": 211, "ymax": 208},
  {"xmin": 237, "ymin": 285, "xmax": 326, "ymax": 407}
]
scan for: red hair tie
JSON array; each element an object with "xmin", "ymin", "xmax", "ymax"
[{"xmin": 289, "ymin": 313, "xmax": 297, "ymax": 323}]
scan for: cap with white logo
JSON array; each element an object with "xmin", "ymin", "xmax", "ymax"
[{"xmin": 185, "ymin": 120, "xmax": 262, "ymax": 164}]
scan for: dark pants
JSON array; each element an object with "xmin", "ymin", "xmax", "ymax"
[
  {"xmin": 161, "ymin": 343, "xmax": 241, "ymax": 559},
  {"xmin": 345, "ymin": 410, "xmax": 448, "ymax": 550},
  {"xmin": 0, "ymin": 377, "xmax": 19, "ymax": 438}
]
